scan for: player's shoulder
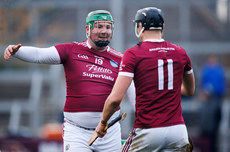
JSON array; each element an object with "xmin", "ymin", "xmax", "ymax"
[
  {"xmin": 163, "ymin": 41, "xmax": 189, "ymax": 57},
  {"xmin": 166, "ymin": 41, "xmax": 185, "ymax": 51},
  {"xmin": 163, "ymin": 41, "xmax": 179, "ymax": 48},
  {"xmin": 124, "ymin": 44, "xmax": 141, "ymax": 54},
  {"xmin": 73, "ymin": 41, "xmax": 88, "ymax": 48},
  {"xmin": 56, "ymin": 41, "xmax": 84, "ymax": 49},
  {"xmin": 55, "ymin": 41, "xmax": 89, "ymax": 54},
  {"xmin": 107, "ymin": 46, "xmax": 123, "ymax": 58},
  {"xmin": 55, "ymin": 42, "xmax": 76, "ymax": 52}
]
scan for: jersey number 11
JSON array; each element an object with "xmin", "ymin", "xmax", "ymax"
[{"xmin": 158, "ymin": 59, "xmax": 173, "ymax": 90}]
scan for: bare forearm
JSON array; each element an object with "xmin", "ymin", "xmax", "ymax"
[
  {"xmin": 101, "ymin": 95, "xmax": 121, "ymax": 123},
  {"xmin": 96, "ymin": 75, "xmax": 133, "ymax": 138},
  {"xmin": 181, "ymin": 72, "xmax": 195, "ymax": 96},
  {"xmin": 101, "ymin": 75, "xmax": 133, "ymax": 123}
]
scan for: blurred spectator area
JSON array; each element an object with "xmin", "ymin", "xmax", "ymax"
[{"xmin": 0, "ymin": 0, "xmax": 230, "ymax": 151}]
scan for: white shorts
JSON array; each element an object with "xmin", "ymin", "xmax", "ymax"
[
  {"xmin": 121, "ymin": 124, "xmax": 189, "ymax": 152},
  {"xmin": 63, "ymin": 120, "xmax": 121, "ymax": 152}
]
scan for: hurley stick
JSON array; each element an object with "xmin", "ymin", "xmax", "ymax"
[{"xmin": 88, "ymin": 112, "xmax": 127, "ymax": 146}]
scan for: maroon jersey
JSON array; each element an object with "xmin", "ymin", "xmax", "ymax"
[
  {"xmin": 55, "ymin": 41, "xmax": 122, "ymax": 112},
  {"xmin": 119, "ymin": 39, "xmax": 192, "ymax": 128}
]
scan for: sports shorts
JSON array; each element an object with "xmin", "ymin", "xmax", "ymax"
[
  {"xmin": 63, "ymin": 120, "xmax": 121, "ymax": 152},
  {"xmin": 121, "ymin": 124, "xmax": 189, "ymax": 152}
]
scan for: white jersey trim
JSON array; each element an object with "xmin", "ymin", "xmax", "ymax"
[
  {"xmin": 119, "ymin": 72, "xmax": 134, "ymax": 78},
  {"xmin": 144, "ymin": 39, "xmax": 165, "ymax": 42},
  {"xmin": 185, "ymin": 69, "xmax": 193, "ymax": 74},
  {"xmin": 86, "ymin": 40, "xmax": 92, "ymax": 49}
]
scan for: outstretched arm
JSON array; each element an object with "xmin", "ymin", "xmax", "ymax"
[{"xmin": 4, "ymin": 44, "xmax": 61, "ymax": 64}]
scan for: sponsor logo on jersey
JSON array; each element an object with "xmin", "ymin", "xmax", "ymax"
[
  {"xmin": 86, "ymin": 64, "xmax": 112, "ymax": 74},
  {"xmin": 83, "ymin": 72, "xmax": 114, "ymax": 81},
  {"xmin": 78, "ymin": 54, "xmax": 89, "ymax": 60},
  {"xmin": 110, "ymin": 60, "xmax": 118, "ymax": 68},
  {"xmin": 149, "ymin": 47, "xmax": 175, "ymax": 52},
  {"xmin": 83, "ymin": 64, "xmax": 114, "ymax": 81},
  {"xmin": 65, "ymin": 144, "xmax": 70, "ymax": 151}
]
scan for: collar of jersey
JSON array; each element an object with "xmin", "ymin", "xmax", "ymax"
[
  {"xmin": 86, "ymin": 40, "xmax": 92, "ymax": 49},
  {"xmin": 144, "ymin": 39, "xmax": 165, "ymax": 42},
  {"xmin": 86, "ymin": 40, "xmax": 109, "ymax": 52}
]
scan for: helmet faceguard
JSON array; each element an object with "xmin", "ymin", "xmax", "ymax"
[
  {"xmin": 133, "ymin": 7, "xmax": 164, "ymax": 38},
  {"xmin": 86, "ymin": 10, "xmax": 114, "ymax": 47}
]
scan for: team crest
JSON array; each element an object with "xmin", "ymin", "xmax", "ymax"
[
  {"xmin": 110, "ymin": 60, "xmax": 118, "ymax": 68},
  {"xmin": 65, "ymin": 144, "xmax": 70, "ymax": 151}
]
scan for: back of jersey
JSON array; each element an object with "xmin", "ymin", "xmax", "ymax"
[{"xmin": 120, "ymin": 40, "xmax": 192, "ymax": 128}]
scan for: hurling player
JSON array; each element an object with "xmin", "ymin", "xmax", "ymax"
[
  {"xmin": 96, "ymin": 7, "xmax": 195, "ymax": 152},
  {"xmin": 4, "ymin": 10, "xmax": 135, "ymax": 152}
]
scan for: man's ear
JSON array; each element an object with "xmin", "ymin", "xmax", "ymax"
[
  {"xmin": 161, "ymin": 24, "xmax": 165, "ymax": 38},
  {"xmin": 86, "ymin": 25, "xmax": 90, "ymax": 37},
  {"xmin": 138, "ymin": 22, "xmax": 143, "ymax": 29},
  {"xmin": 137, "ymin": 23, "xmax": 143, "ymax": 33}
]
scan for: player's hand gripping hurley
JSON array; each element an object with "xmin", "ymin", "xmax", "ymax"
[{"xmin": 88, "ymin": 112, "xmax": 127, "ymax": 146}]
